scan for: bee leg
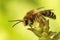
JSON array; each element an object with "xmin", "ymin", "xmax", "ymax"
[
  {"xmin": 38, "ymin": 16, "xmax": 46, "ymax": 29},
  {"xmin": 29, "ymin": 24, "xmax": 33, "ymax": 28},
  {"xmin": 46, "ymin": 19, "xmax": 49, "ymax": 27},
  {"xmin": 28, "ymin": 25, "xmax": 33, "ymax": 31},
  {"xmin": 44, "ymin": 19, "xmax": 50, "ymax": 33},
  {"xmin": 27, "ymin": 28, "xmax": 33, "ymax": 31}
]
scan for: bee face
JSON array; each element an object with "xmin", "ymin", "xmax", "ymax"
[
  {"xmin": 24, "ymin": 17, "xmax": 29, "ymax": 26},
  {"xmin": 24, "ymin": 16, "xmax": 34, "ymax": 26}
]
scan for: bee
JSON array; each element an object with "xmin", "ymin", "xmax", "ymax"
[{"xmin": 9, "ymin": 8, "xmax": 56, "ymax": 28}]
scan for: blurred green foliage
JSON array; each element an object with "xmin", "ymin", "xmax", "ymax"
[{"xmin": 0, "ymin": 0, "xmax": 60, "ymax": 40}]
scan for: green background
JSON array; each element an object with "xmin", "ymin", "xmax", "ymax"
[{"xmin": 0, "ymin": 0, "xmax": 60, "ymax": 40}]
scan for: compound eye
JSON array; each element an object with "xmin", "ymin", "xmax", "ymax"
[{"xmin": 24, "ymin": 18, "xmax": 28, "ymax": 25}]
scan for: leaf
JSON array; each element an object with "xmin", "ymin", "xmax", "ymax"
[
  {"xmin": 28, "ymin": 27, "xmax": 43, "ymax": 37},
  {"xmin": 51, "ymin": 32, "xmax": 60, "ymax": 40}
]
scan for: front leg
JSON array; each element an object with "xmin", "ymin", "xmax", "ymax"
[{"xmin": 29, "ymin": 24, "xmax": 33, "ymax": 28}]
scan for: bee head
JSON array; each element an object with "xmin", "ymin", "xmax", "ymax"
[{"xmin": 24, "ymin": 17, "xmax": 29, "ymax": 26}]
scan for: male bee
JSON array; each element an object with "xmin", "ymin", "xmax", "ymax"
[{"xmin": 9, "ymin": 8, "xmax": 56, "ymax": 28}]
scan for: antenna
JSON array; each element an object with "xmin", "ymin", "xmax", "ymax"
[{"xmin": 8, "ymin": 20, "xmax": 23, "ymax": 27}]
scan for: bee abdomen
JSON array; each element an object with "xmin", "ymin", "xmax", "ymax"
[{"xmin": 40, "ymin": 10, "xmax": 56, "ymax": 19}]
